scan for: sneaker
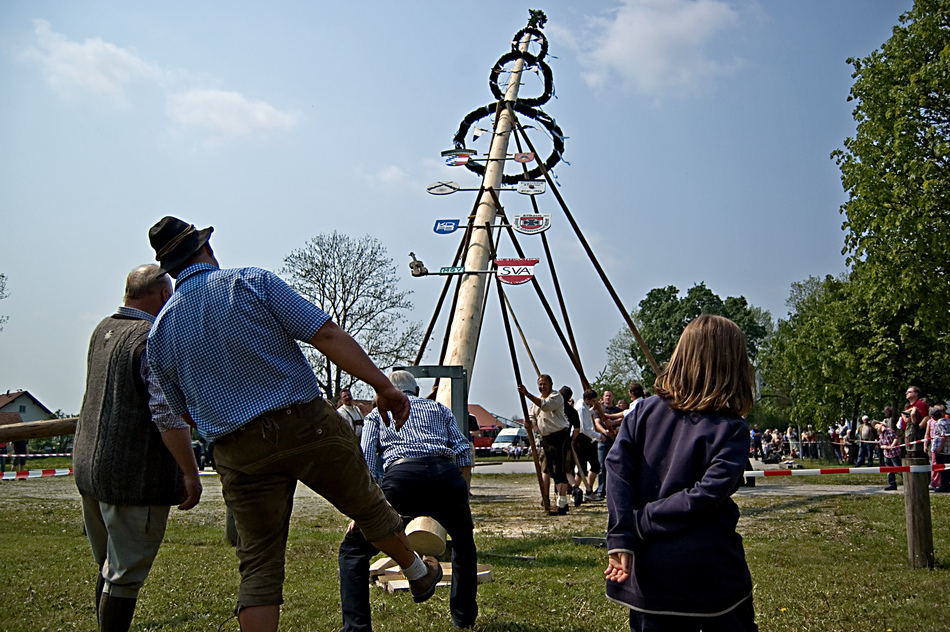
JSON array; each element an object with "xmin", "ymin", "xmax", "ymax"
[
  {"xmin": 883, "ymin": 485, "xmax": 897, "ymax": 491},
  {"xmin": 572, "ymin": 487, "xmax": 584, "ymax": 507},
  {"xmin": 549, "ymin": 505, "xmax": 569, "ymax": 516},
  {"xmin": 409, "ymin": 556, "xmax": 443, "ymax": 603},
  {"xmin": 586, "ymin": 492, "xmax": 603, "ymax": 502}
]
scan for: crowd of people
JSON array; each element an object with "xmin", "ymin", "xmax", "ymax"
[{"xmin": 748, "ymin": 387, "xmax": 950, "ymax": 493}]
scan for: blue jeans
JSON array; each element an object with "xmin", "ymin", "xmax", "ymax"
[
  {"xmin": 855, "ymin": 442, "xmax": 875, "ymax": 467},
  {"xmin": 339, "ymin": 456, "xmax": 478, "ymax": 631},
  {"xmin": 882, "ymin": 454, "xmax": 902, "ymax": 487},
  {"xmin": 596, "ymin": 439, "xmax": 613, "ymax": 494}
]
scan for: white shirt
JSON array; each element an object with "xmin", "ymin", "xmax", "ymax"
[
  {"xmin": 575, "ymin": 400, "xmax": 601, "ymax": 440},
  {"xmin": 338, "ymin": 404, "xmax": 364, "ymax": 436}
]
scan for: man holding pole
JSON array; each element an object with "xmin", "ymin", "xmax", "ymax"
[{"xmin": 518, "ymin": 374, "xmax": 572, "ymax": 515}]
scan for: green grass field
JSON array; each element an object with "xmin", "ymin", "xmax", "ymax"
[{"xmin": 0, "ymin": 470, "xmax": 948, "ymax": 631}]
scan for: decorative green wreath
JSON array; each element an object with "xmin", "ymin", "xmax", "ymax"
[{"xmin": 452, "ymin": 100, "xmax": 564, "ymax": 185}]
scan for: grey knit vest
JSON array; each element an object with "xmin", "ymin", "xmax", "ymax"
[{"xmin": 74, "ymin": 315, "xmax": 185, "ymax": 506}]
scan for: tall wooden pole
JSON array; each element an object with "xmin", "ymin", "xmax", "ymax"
[{"xmin": 436, "ymin": 29, "xmax": 533, "ymax": 407}]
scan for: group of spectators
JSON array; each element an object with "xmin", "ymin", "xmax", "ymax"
[
  {"xmin": 752, "ymin": 385, "xmax": 950, "ymax": 493},
  {"xmin": 750, "ymin": 426, "xmax": 798, "ymax": 461},
  {"xmin": 0, "ymin": 439, "xmax": 28, "ymax": 472}
]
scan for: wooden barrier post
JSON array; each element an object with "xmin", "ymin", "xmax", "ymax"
[{"xmin": 904, "ymin": 456, "xmax": 934, "ymax": 568}]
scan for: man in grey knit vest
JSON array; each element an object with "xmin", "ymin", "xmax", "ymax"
[{"xmin": 74, "ymin": 264, "xmax": 202, "ymax": 632}]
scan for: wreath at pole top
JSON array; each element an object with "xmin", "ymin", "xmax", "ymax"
[
  {"xmin": 490, "ymin": 50, "xmax": 553, "ymax": 108},
  {"xmin": 511, "ymin": 26, "xmax": 548, "ymax": 61},
  {"xmin": 450, "ymin": 17, "xmax": 564, "ymax": 184},
  {"xmin": 452, "ymin": 100, "xmax": 564, "ymax": 185}
]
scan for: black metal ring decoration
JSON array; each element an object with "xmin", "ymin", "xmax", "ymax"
[
  {"xmin": 452, "ymin": 100, "xmax": 564, "ymax": 185},
  {"xmin": 511, "ymin": 26, "xmax": 548, "ymax": 61},
  {"xmin": 489, "ymin": 50, "xmax": 553, "ymax": 108}
]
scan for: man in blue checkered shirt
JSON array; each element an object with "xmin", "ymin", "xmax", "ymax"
[
  {"xmin": 145, "ymin": 217, "xmax": 441, "ymax": 632},
  {"xmin": 339, "ymin": 370, "xmax": 477, "ymax": 631}
]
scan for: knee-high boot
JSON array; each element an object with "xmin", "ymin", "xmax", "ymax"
[{"xmin": 98, "ymin": 592, "xmax": 137, "ymax": 632}]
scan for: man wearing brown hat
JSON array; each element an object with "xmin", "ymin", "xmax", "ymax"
[{"xmin": 145, "ymin": 217, "xmax": 441, "ymax": 632}]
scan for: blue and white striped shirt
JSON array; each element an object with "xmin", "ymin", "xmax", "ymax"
[
  {"xmin": 147, "ymin": 263, "xmax": 330, "ymax": 441},
  {"xmin": 360, "ymin": 394, "xmax": 473, "ymax": 480}
]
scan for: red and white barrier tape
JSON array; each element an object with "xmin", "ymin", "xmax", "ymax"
[
  {"xmin": 747, "ymin": 464, "xmax": 948, "ymax": 478},
  {"xmin": 1, "ymin": 468, "xmax": 73, "ymax": 481},
  {"xmin": 1, "ymin": 452, "xmax": 73, "ymax": 458}
]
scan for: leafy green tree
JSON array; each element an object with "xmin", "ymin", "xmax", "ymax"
[
  {"xmin": 281, "ymin": 232, "xmax": 422, "ymax": 401},
  {"xmin": 759, "ymin": 275, "xmax": 863, "ymax": 429},
  {"xmin": 599, "ymin": 283, "xmax": 773, "ymax": 394},
  {"xmin": 829, "ymin": 0, "xmax": 950, "ymax": 414},
  {"xmin": 759, "ymin": 270, "xmax": 950, "ymax": 429},
  {"xmin": 834, "ymin": 1, "xmax": 949, "ymax": 329}
]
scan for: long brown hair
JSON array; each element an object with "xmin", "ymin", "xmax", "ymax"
[{"xmin": 653, "ymin": 314, "xmax": 755, "ymax": 416}]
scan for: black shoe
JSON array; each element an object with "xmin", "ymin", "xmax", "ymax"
[
  {"xmin": 409, "ymin": 556, "xmax": 443, "ymax": 603},
  {"xmin": 572, "ymin": 487, "xmax": 584, "ymax": 507},
  {"xmin": 884, "ymin": 485, "xmax": 897, "ymax": 491},
  {"xmin": 549, "ymin": 504, "xmax": 569, "ymax": 516}
]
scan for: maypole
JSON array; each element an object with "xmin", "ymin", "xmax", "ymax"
[{"xmin": 435, "ymin": 12, "xmax": 546, "ymax": 407}]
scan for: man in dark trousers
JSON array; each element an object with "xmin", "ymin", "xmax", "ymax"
[
  {"xmin": 339, "ymin": 370, "xmax": 477, "ymax": 631},
  {"xmin": 74, "ymin": 264, "xmax": 202, "ymax": 632},
  {"xmin": 145, "ymin": 217, "xmax": 439, "ymax": 632}
]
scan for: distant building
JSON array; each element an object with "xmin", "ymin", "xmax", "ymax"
[{"xmin": 0, "ymin": 390, "xmax": 55, "ymax": 423}]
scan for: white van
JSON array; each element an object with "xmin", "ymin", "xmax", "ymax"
[{"xmin": 490, "ymin": 428, "xmax": 528, "ymax": 456}]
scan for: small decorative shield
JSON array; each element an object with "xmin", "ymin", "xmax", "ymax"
[
  {"xmin": 433, "ymin": 219, "xmax": 461, "ymax": 234},
  {"xmin": 495, "ymin": 258, "xmax": 540, "ymax": 285},
  {"xmin": 512, "ymin": 214, "xmax": 552, "ymax": 234},
  {"xmin": 517, "ymin": 180, "xmax": 546, "ymax": 195}
]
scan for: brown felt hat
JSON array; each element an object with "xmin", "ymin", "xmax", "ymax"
[{"xmin": 149, "ymin": 216, "xmax": 213, "ymax": 274}]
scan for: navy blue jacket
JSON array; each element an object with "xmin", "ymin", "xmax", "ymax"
[{"xmin": 605, "ymin": 395, "xmax": 753, "ymax": 616}]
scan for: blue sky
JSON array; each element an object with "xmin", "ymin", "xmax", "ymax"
[{"xmin": 0, "ymin": 0, "xmax": 912, "ymax": 419}]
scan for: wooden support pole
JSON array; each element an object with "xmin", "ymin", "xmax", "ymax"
[
  {"xmin": 436, "ymin": 28, "xmax": 535, "ymax": 409},
  {"xmin": 904, "ymin": 456, "xmax": 935, "ymax": 568},
  {"xmin": 0, "ymin": 418, "xmax": 77, "ymax": 442},
  {"xmin": 502, "ymin": 291, "xmax": 540, "ymax": 378},
  {"xmin": 495, "ymin": 277, "xmax": 549, "ymax": 512},
  {"xmin": 509, "ymin": 113, "xmax": 660, "ymax": 375}
]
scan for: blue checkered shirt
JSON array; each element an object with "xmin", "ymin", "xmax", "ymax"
[
  {"xmin": 147, "ymin": 263, "xmax": 330, "ymax": 441},
  {"xmin": 360, "ymin": 394, "xmax": 473, "ymax": 480}
]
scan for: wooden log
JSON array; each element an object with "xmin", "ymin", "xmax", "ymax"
[
  {"xmin": 405, "ymin": 516, "xmax": 447, "ymax": 556},
  {"xmin": 904, "ymin": 456, "xmax": 934, "ymax": 568},
  {"xmin": 0, "ymin": 418, "xmax": 77, "ymax": 442}
]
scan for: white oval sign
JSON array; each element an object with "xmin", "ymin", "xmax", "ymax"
[{"xmin": 427, "ymin": 181, "xmax": 461, "ymax": 195}]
